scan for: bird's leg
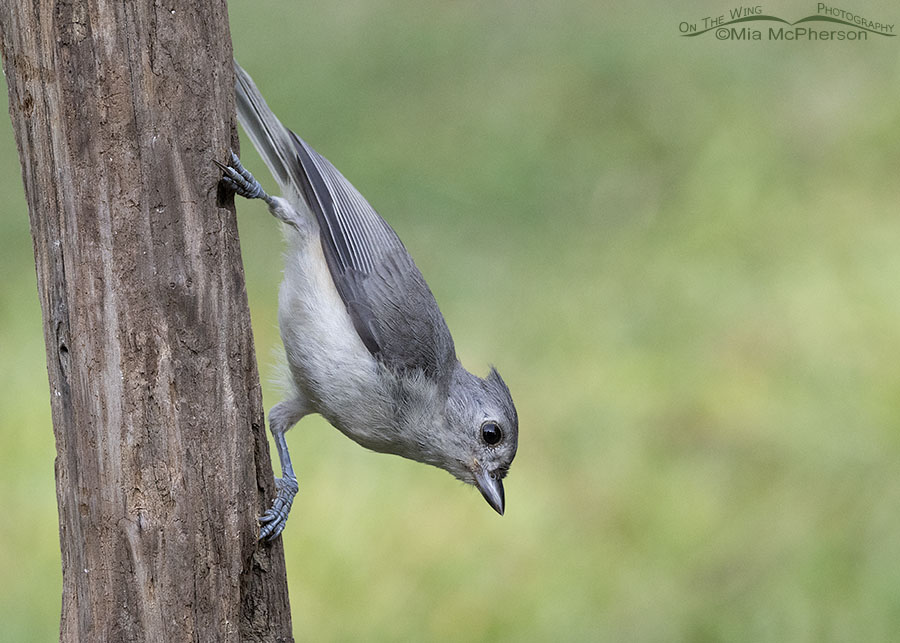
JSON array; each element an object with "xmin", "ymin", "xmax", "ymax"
[
  {"xmin": 259, "ymin": 398, "xmax": 307, "ymax": 541},
  {"xmin": 216, "ymin": 150, "xmax": 278, "ymax": 208},
  {"xmin": 216, "ymin": 151, "xmax": 306, "ymax": 229}
]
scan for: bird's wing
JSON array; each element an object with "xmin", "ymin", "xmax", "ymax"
[
  {"xmin": 290, "ymin": 135, "xmax": 457, "ymax": 377},
  {"xmin": 234, "ymin": 62, "xmax": 456, "ymax": 378}
]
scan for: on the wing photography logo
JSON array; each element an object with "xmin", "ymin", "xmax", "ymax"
[{"xmin": 679, "ymin": 4, "xmax": 895, "ymax": 41}]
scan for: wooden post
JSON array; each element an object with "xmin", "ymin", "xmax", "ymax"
[{"xmin": 0, "ymin": 2, "xmax": 293, "ymax": 641}]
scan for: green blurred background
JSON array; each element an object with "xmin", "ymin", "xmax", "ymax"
[{"xmin": 3, "ymin": 1, "xmax": 900, "ymax": 640}]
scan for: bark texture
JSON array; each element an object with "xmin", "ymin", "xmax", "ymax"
[{"xmin": 0, "ymin": 2, "xmax": 293, "ymax": 641}]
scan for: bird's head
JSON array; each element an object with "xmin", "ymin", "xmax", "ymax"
[{"xmin": 437, "ymin": 364, "xmax": 519, "ymax": 515}]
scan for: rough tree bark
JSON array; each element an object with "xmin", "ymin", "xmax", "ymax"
[{"xmin": 0, "ymin": 2, "xmax": 293, "ymax": 641}]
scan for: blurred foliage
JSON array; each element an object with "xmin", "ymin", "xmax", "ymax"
[{"xmin": 2, "ymin": 1, "xmax": 900, "ymax": 640}]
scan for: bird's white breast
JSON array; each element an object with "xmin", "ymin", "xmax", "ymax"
[{"xmin": 277, "ymin": 221, "xmax": 393, "ymax": 445}]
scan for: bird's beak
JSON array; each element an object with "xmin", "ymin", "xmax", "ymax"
[{"xmin": 475, "ymin": 468, "xmax": 505, "ymax": 515}]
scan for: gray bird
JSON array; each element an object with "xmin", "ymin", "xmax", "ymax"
[{"xmin": 219, "ymin": 61, "xmax": 518, "ymax": 540}]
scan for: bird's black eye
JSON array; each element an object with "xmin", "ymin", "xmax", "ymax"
[{"xmin": 481, "ymin": 422, "xmax": 502, "ymax": 446}]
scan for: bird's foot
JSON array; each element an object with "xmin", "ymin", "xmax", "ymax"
[
  {"xmin": 215, "ymin": 150, "xmax": 268, "ymax": 201},
  {"xmin": 259, "ymin": 475, "xmax": 299, "ymax": 541}
]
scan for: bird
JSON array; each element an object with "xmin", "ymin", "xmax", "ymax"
[{"xmin": 218, "ymin": 61, "xmax": 518, "ymax": 541}]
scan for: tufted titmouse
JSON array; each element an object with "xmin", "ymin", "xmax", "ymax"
[{"xmin": 219, "ymin": 62, "xmax": 518, "ymax": 540}]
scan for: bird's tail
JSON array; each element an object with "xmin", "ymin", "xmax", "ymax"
[{"xmin": 233, "ymin": 60, "xmax": 298, "ymax": 196}]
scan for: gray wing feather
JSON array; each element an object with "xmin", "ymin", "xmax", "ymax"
[{"xmin": 234, "ymin": 61, "xmax": 456, "ymax": 378}]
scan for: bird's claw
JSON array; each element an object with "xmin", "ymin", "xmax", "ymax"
[
  {"xmin": 258, "ymin": 475, "xmax": 299, "ymax": 541},
  {"xmin": 216, "ymin": 150, "xmax": 267, "ymax": 200}
]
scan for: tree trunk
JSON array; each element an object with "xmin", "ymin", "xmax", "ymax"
[{"xmin": 0, "ymin": 2, "xmax": 293, "ymax": 641}]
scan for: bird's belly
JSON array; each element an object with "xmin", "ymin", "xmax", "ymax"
[{"xmin": 277, "ymin": 226, "xmax": 390, "ymax": 439}]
